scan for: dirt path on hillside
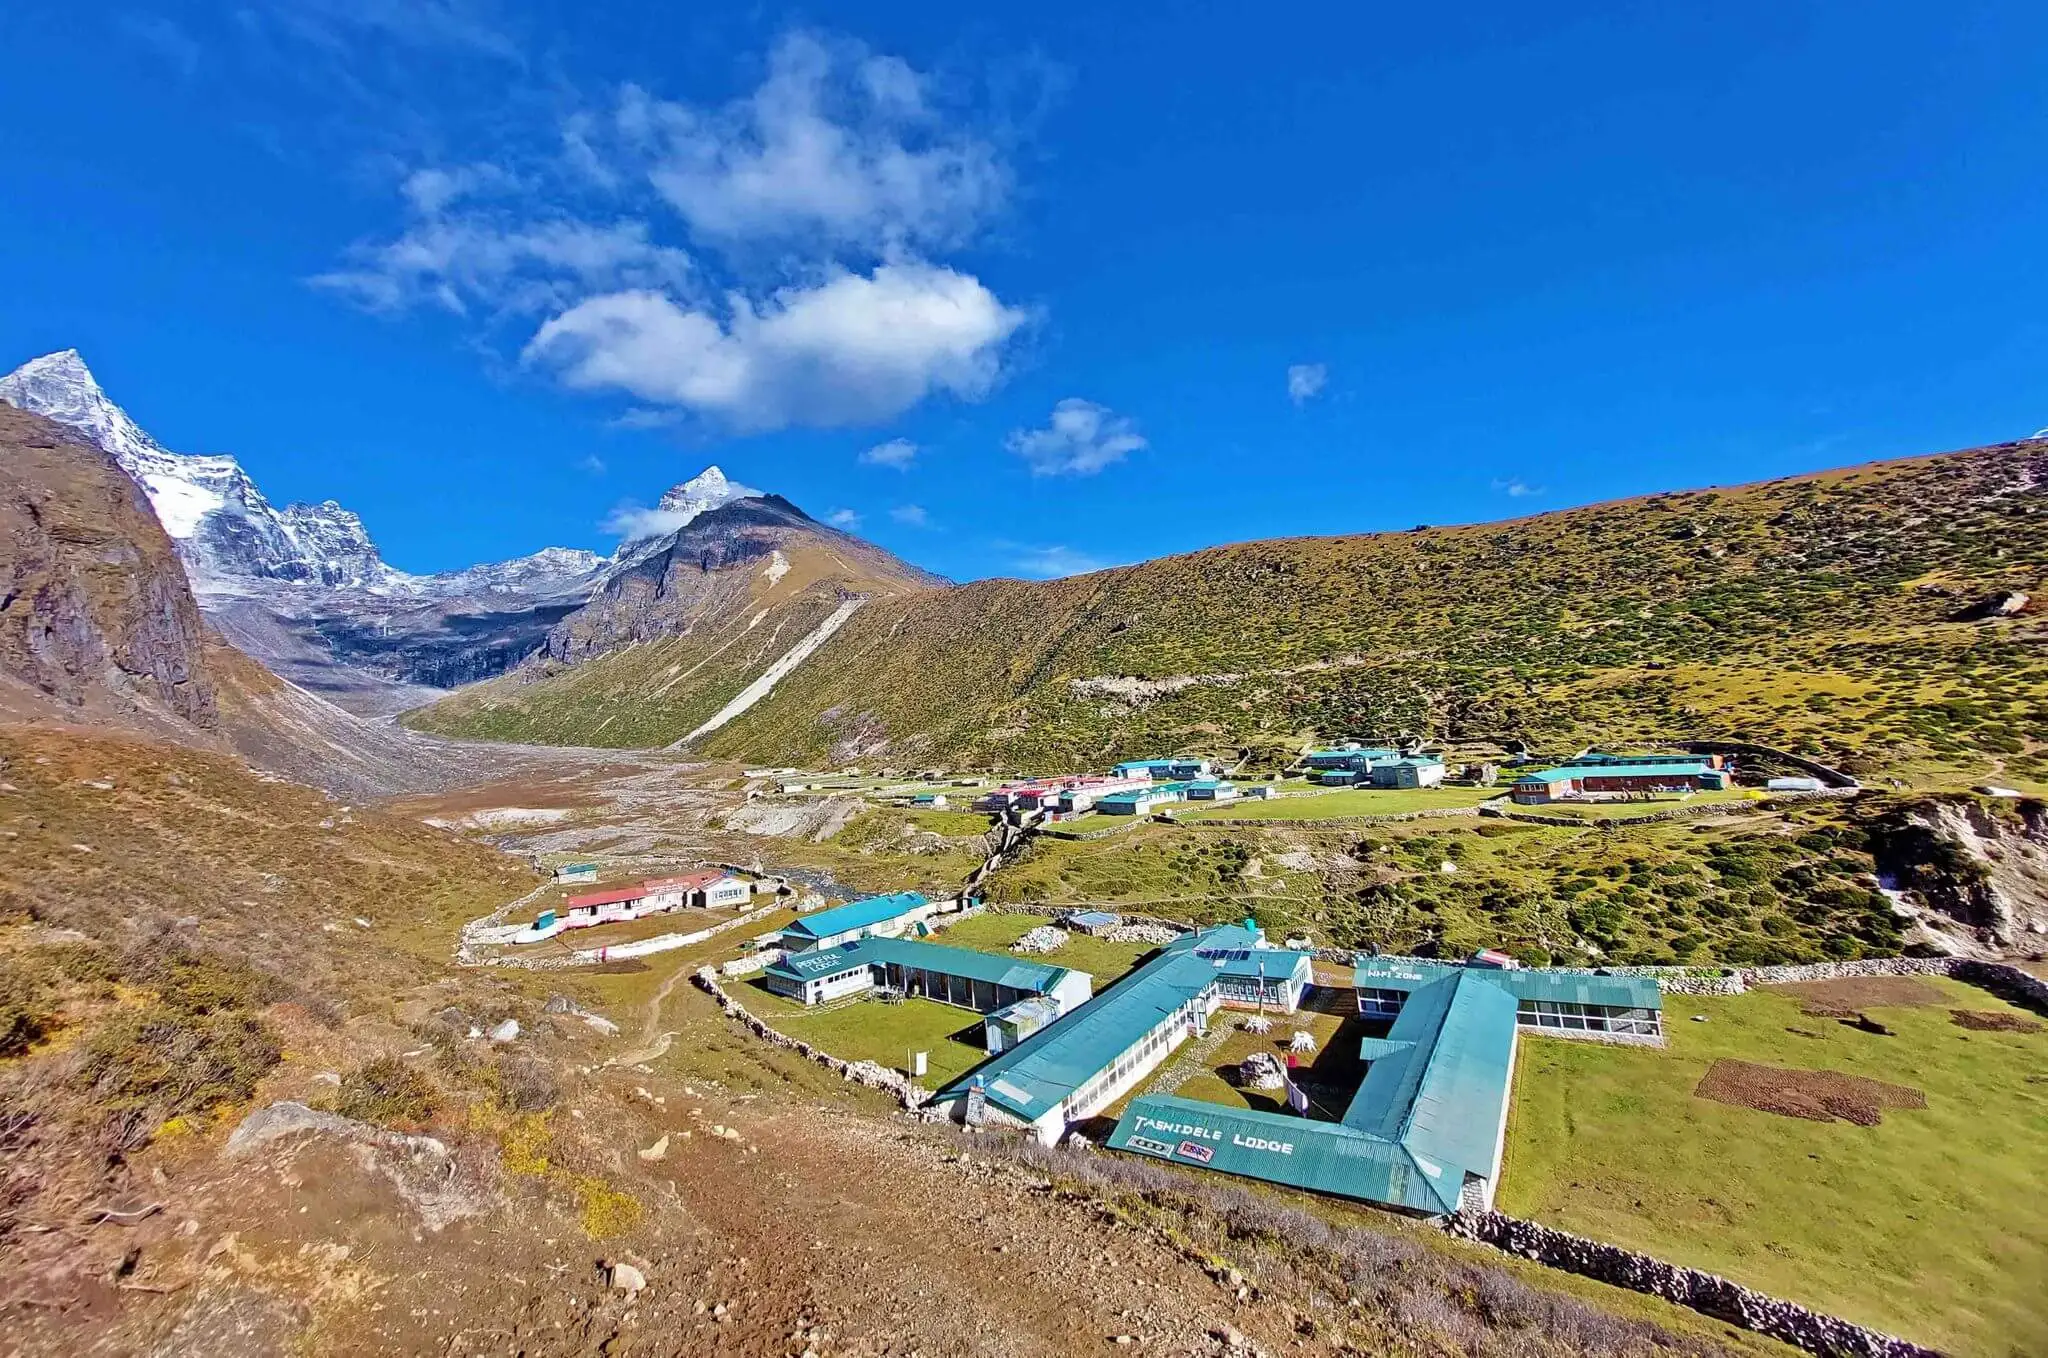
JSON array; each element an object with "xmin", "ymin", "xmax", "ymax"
[{"xmin": 604, "ymin": 957, "xmax": 697, "ymax": 1067}]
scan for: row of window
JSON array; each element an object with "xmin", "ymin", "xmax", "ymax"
[
  {"xmin": 1062, "ymin": 1009, "xmax": 1191, "ymax": 1116},
  {"xmin": 1515, "ymin": 1000, "xmax": 1662, "ymax": 1035}
]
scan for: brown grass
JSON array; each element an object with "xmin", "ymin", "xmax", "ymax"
[
  {"xmin": 1693, "ymin": 1058, "xmax": 1928, "ymax": 1125},
  {"xmin": 1950, "ymin": 1008, "xmax": 2043, "ymax": 1033},
  {"xmin": 1766, "ymin": 975, "xmax": 1946, "ymax": 1017}
]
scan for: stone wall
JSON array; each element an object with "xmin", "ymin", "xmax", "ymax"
[
  {"xmin": 1441, "ymin": 1210, "xmax": 1935, "ymax": 1358},
  {"xmin": 1182, "ymin": 804, "xmax": 1488, "ymax": 830},
  {"xmin": 692, "ymin": 968, "xmax": 931, "ymax": 1107}
]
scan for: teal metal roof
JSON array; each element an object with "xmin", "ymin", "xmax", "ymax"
[
  {"xmin": 783, "ymin": 892, "xmax": 929, "ymax": 940},
  {"xmin": 1344, "ymin": 972, "xmax": 1518, "ymax": 1179},
  {"xmin": 1107, "ymin": 1095, "xmax": 1456, "ymax": 1214},
  {"xmin": 1353, "ymin": 958, "xmax": 1459, "ymax": 991},
  {"xmin": 1099, "ymin": 780, "xmax": 1196, "ymax": 805},
  {"xmin": 934, "ymin": 924, "xmax": 1263, "ymax": 1121},
  {"xmin": 1490, "ymin": 969, "xmax": 1661, "ymax": 1008},
  {"xmin": 862, "ymin": 937, "xmax": 1072, "ymax": 992},
  {"xmin": 1197, "ymin": 943, "xmax": 1313, "ymax": 983},
  {"xmin": 1568, "ymin": 762, "xmax": 1721, "ymax": 781},
  {"xmin": 764, "ymin": 935, "xmax": 1070, "ymax": 993},
  {"xmin": 1517, "ymin": 762, "xmax": 1714, "ymax": 784},
  {"xmin": 1353, "ymin": 959, "xmax": 1662, "ymax": 1011},
  {"xmin": 1105, "ymin": 957, "xmax": 1668, "ymax": 1213},
  {"xmin": 766, "ymin": 941, "xmax": 881, "ymax": 983}
]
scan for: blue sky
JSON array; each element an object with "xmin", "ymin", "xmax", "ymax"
[{"xmin": 2, "ymin": 2, "xmax": 2045, "ymax": 580}]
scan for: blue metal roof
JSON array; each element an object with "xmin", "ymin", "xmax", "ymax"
[
  {"xmin": 934, "ymin": 924, "xmax": 1265, "ymax": 1121},
  {"xmin": 1107, "ymin": 1095, "xmax": 1456, "ymax": 1214},
  {"xmin": 1106, "ymin": 958, "xmax": 1666, "ymax": 1213},
  {"xmin": 782, "ymin": 892, "xmax": 929, "ymax": 940},
  {"xmin": 765, "ymin": 935, "xmax": 1071, "ymax": 992},
  {"xmin": 1515, "ymin": 763, "xmax": 1713, "ymax": 784}
]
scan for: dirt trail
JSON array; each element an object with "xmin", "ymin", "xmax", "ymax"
[{"xmin": 604, "ymin": 957, "xmax": 697, "ymax": 1067}]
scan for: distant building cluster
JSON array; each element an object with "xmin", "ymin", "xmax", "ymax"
[
  {"xmin": 1509, "ymin": 753, "xmax": 1730, "ymax": 804},
  {"xmin": 1302, "ymin": 743, "xmax": 1447, "ymax": 788},
  {"xmin": 515, "ymin": 869, "xmax": 754, "ymax": 943}
]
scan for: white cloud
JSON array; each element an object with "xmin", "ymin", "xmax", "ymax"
[
  {"xmin": 1010, "ymin": 544, "xmax": 1111, "ymax": 578},
  {"xmin": 315, "ymin": 216, "xmax": 692, "ymax": 317},
  {"xmin": 1006, "ymin": 398, "xmax": 1146, "ymax": 477},
  {"xmin": 825, "ymin": 507, "xmax": 862, "ymax": 529},
  {"xmin": 619, "ymin": 31, "xmax": 1007, "ymax": 258},
  {"xmin": 860, "ymin": 437, "xmax": 919, "ymax": 469},
  {"xmin": 1491, "ymin": 477, "xmax": 1544, "ymax": 499},
  {"xmin": 889, "ymin": 504, "xmax": 929, "ymax": 526},
  {"xmin": 577, "ymin": 453, "xmax": 605, "ymax": 475},
  {"xmin": 306, "ymin": 28, "xmax": 1029, "ymax": 433},
  {"xmin": 524, "ymin": 262, "xmax": 1023, "ymax": 430},
  {"xmin": 1287, "ymin": 362, "xmax": 1328, "ymax": 406}
]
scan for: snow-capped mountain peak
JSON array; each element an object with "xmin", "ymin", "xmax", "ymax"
[
  {"xmin": 658, "ymin": 465, "xmax": 755, "ymax": 517},
  {"xmin": 0, "ymin": 348, "xmax": 168, "ymax": 470},
  {"xmin": 0, "ymin": 348, "xmax": 609, "ymax": 601},
  {"xmin": 608, "ymin": 465, "xmax": 763, "ymax": 560}
]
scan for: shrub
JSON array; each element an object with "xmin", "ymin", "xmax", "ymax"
[
  {"xmin": 0, "ymin": 957, "xmax": 58, "ymax": 1058},
  {"xmin": 336, "ymin": 1055, "xmax": 439, "ymax": 1127},
  {"xmin": 572, "ymin": 1175, "xmax": 643, "ymax": 1239},
  {"xmin": 69, "ymin": 1005, "xmax": 280, "ymax": 1145},
  {"xmin": 494, "ymin": 1053, "xmax": 561, "ymax": 1113}
]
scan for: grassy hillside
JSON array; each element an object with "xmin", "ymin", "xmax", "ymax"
[
  {"xmin": 407, "ymin": 523, "xmax": 931, "ymax": 748},
  {"xmin": 414, "ymin": 442, "xmax": 2048, "ymax": 783}
]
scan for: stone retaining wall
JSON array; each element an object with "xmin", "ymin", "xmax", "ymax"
[
  {"xmin": 1181, "ymin": 805, "xmax": 1488, "ymax": 830},
  {"xmin": 692, "ymin": 968, "xmax": 931, "ymax": 1108},
  {"xmin": 1441, "ymin": 1210, "xmax": 1934, "ymax": 1358},
  {"xmin": 1300, "ymin": 950, "xmax": 2048, "ymax": 1006}
]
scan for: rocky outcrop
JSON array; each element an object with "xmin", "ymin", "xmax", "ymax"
[
  {"xmin": 1870, "ymin": 795, "xmax": 2048, "ymax": 954},
  {"xmin": 0, "ymin": 406, "xmax": 217, "ymax": 730}
]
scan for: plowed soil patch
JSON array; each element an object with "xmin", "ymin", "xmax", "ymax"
[
  {"xmin": 1694, "ymin": 1058, "xmax": 1927, "ymax": 1125},
  {"xmin": 1951, "ymin": 1008, "xmax": 2042, "ymax": 1033},
  {"xmin": 1767, "ymin": 975, "xmax": 1945, "ymax": 1016}
]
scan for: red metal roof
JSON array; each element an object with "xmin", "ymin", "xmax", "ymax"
[{"xmin": 565, "ymin": 884, "xmax": 647, "ymax": 909}]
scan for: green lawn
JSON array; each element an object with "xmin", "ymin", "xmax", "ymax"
[
  {"xmin": 1182, "ymin": 785, "xmax": 1501, "ymax": 821},
  {"xmin": 931, "ymin": 910, "xmax": 1156, "ymax": 983},
  {"xmin": 903, "ymin": 807, "xmax": 995, "ymax": 837},
  {"xmin": 1501, "ymin": 976, "xmax": 2048, "ymax": 1357},
  {"xmin": 740, "ymin": 984, "xmax": 994, "ymax": 1086}
]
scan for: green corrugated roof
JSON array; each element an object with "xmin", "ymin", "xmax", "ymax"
[
  {"xmin": 933, "ymin": 924, "xmax": 1263, "ymax": 1121},
  {"xmin": 862, "ymin": 937, "xmax": 1072, "ymax": 993},
  {"xmin": 765, "ymin": 935, "xmax": 1070, "ymax": 993},
  {"xmin": 1491, "ymin": 969, "xmax": 1662, "ymax": 1008},
  {"xmin": 1107, "ymin": 1095, "xmax": 1454, "ymax": 1214},
  {"xmin": 1353, "ymin": 958, "xmax": 1459, "ymax": 991},
  {"xmin": 1106, "ymin": 957, "xmax": 1669, "ymax": 1214},
  {"xmin": 783, "ymin": 892, "xmax": 929, "ymax": 940},
  {"xmin": 1515, "ymin": 763, "xmax": 1715, "ymax": 784},
  {"xmin": 1353, "ymin": 959, "xmax": 1663, "ymax": 1010}
]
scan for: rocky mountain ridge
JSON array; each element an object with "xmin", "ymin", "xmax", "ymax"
[
  {"xmin": 0, "ymin": 350, "xmax": 777, "ymax": 710},
  {"xmin": 0, "ymin": 405, "xmax": 217, "ymax": 733}
]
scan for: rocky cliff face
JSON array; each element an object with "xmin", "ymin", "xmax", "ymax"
[
  {"xmin": 1873, "ymin": 795, "xmax": 2048, "ymax": 956},
  {"xmin": 0, "ymin": 406, "xmax": 217, "ymax": 730}
]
